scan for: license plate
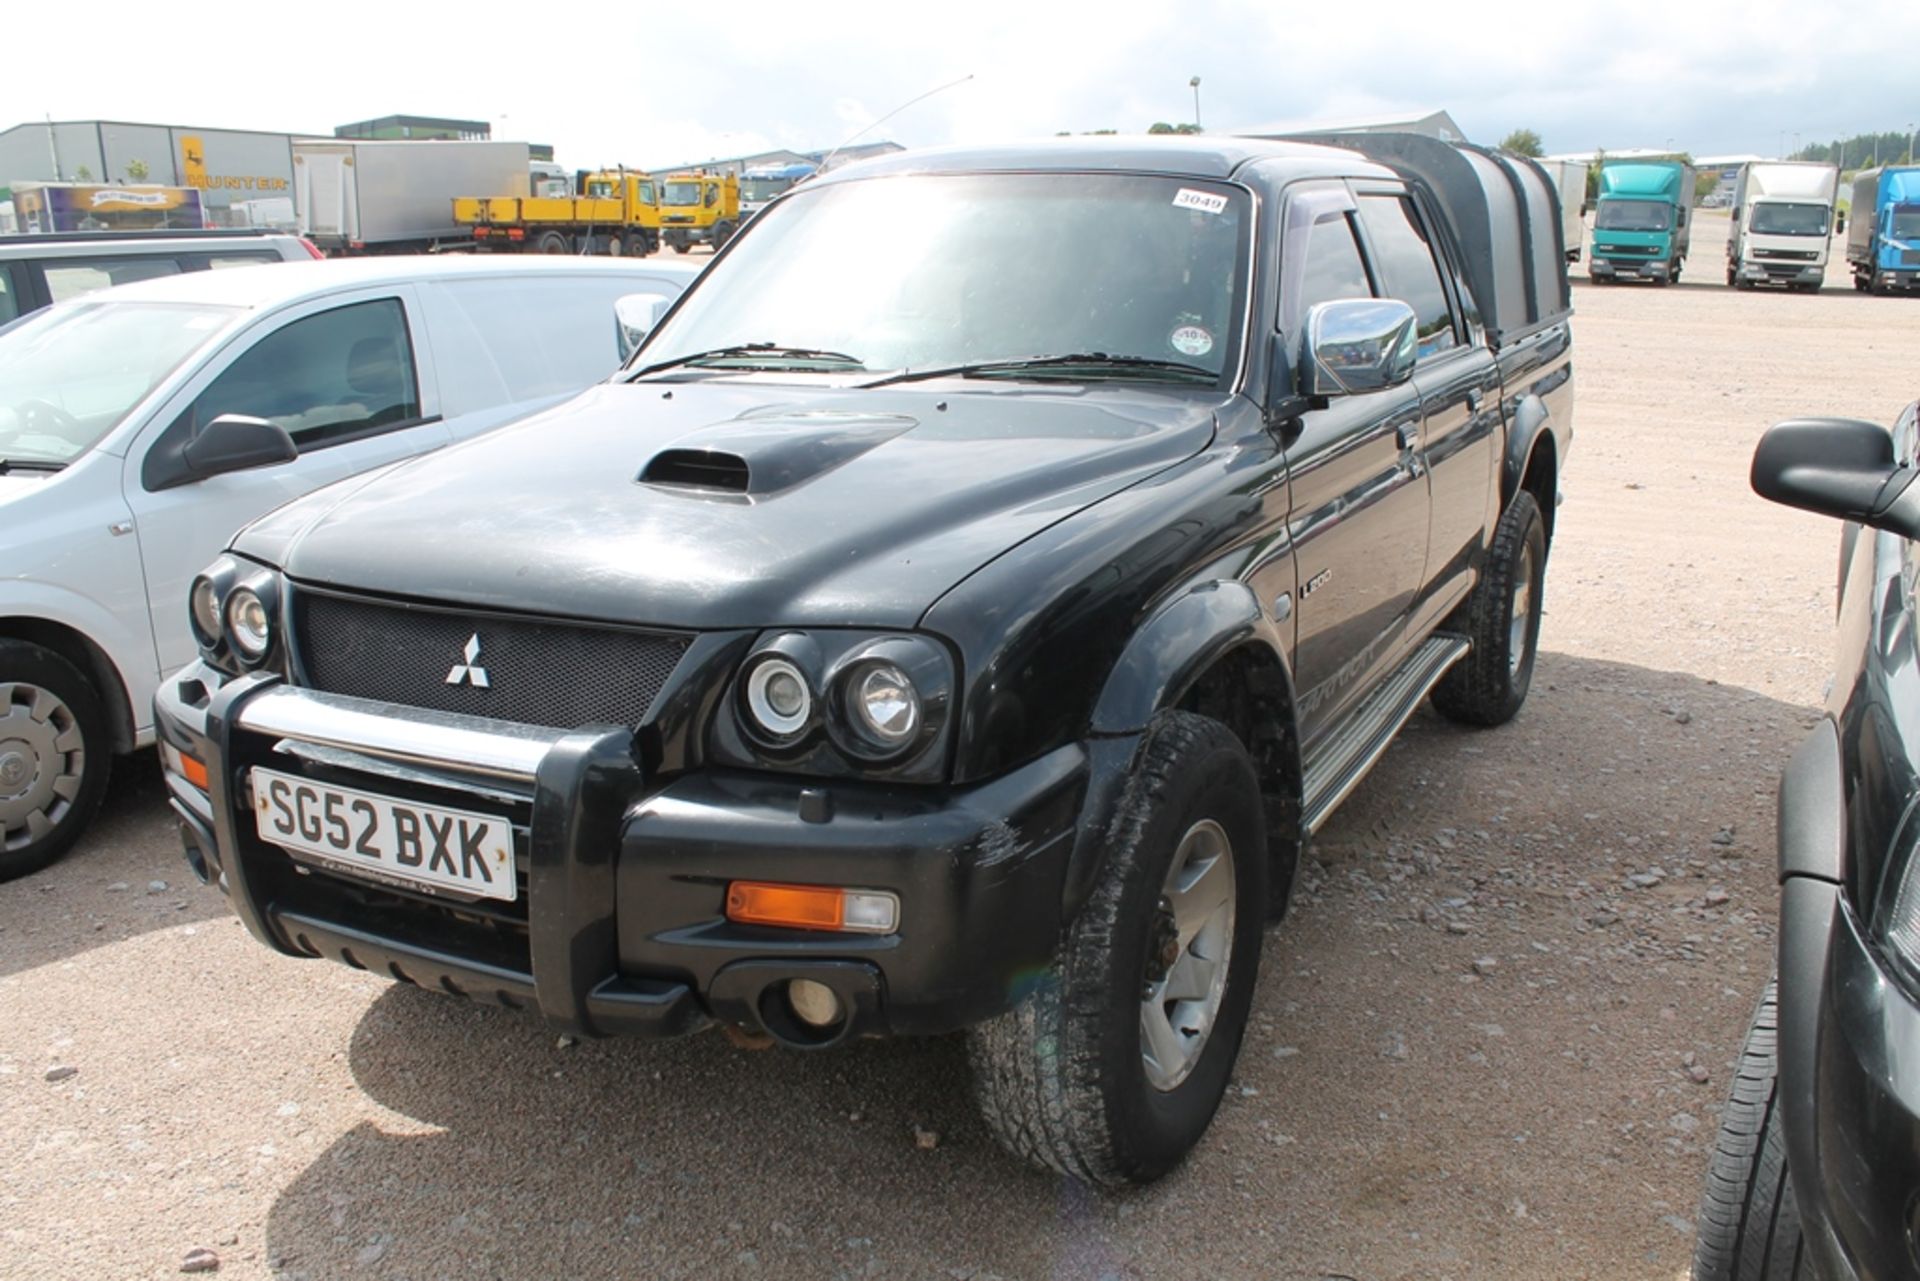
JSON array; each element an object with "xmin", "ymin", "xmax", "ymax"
[{"xmin": 250, "ymin": 767, "xmax": 516, "ymax": 901}]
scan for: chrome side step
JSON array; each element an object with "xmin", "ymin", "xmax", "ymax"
[{"xmin": 1300, "ymin": 634, "xmax": 1470, "ymax": 834}]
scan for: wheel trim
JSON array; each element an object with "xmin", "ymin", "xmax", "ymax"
[
  {"xmin": 1509, "ymin": 543, "xmax": 1536, "ymax": 679},
  {"xmin": 1140, "ymin": 818, "xmax": 1236, "ymax": 1092},
  {"xmin": 0, "ymin": 681, "xmax": 84, "ymax": 851}
]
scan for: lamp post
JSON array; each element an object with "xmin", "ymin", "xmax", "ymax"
[
  {"xmin": 1909, "ymin": 122, "xmax": 1917, "ymax": 165},
  {"xmin": 1190, "ymin": 76, "xmax": 1202, "ymax": 131}
]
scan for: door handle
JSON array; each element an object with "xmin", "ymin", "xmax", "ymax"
[
  {"xmin": 1466, "ymin": 389, "xmax": 1483, "ymax": 412},
  {"xmin": 1395, "ymin": 423, "xmax": 1419, "ymax": 452}
]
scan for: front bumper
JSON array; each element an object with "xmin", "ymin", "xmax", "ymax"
[
  {"xmin": 1779, "ymin": 877, "xmax": 1920, "ymax": 1280},
  {"xmin": 1589, "ymin": 255, "xmax": 1670, "ymax": 281},
  {"xmin": 156, "ymin": 664, "xmax": 1085, "ymax": 1044},
  {"xmin": 1738, "ymin": 260, "xmax": 1825, "ymax": 285}
]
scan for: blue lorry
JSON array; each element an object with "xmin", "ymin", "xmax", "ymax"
[
  {"xmin": 1846, "ymin": 166, "xmax": 1920, "ymax": 293},
  {"xmin": 1588, "ymin": 159, "xmax": 1695, "ymax": 285}
]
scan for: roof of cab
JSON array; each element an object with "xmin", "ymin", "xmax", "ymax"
[
  {"xmin": 78, "ymin": 254, "xmax": 703, "ymax": 312},
  {"xmin": 812, "ymin": 134, "xmax": 1395, "ymax": 185}
]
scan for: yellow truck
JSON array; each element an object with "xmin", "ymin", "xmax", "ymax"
[
  {"xmin": 657, "ymin": 172, "xmax": 743, "ymax": 253},
  {"xmin": 452, "ymin": 169, "xmax": 662, "ymax": 256}
]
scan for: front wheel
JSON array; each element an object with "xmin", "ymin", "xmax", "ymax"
[
  {"xmin": 0, "ymin": 640, "xmax": 111, "ymax": 881},
  {"xmin": 1431, "ymin": 491, "xmax": 1547, "ymax": 727},
  {"xmin": 968, "ymin": 711, "xmax": 1268, "ymax": 1186},
  {"xmin": 1691, "ymin": 980, "xmax": 1807, "ymax": 1280}
]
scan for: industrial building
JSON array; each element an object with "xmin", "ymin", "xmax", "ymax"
[
  {"xmin": 654, "ymin": 141, "xmax": 904, "ymax": 179},
  {"xmin": 0, "ymin": 115, "xmax": 551, "ymax": 226}
]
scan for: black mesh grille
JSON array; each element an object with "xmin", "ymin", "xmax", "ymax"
[{"xmin": 294, "ymin": 591, "xmax": 690, "ymax": 730}]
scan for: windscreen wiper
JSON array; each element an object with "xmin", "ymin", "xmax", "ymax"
[
  {"xmin": 0, "ymin": 457, "xmax": 65, "ymax": 474},
  {"xmin": 627, "ymin": 343, "xmax": 867, "ymax": 379},
  {"xmin": 861, "ymin": 353, "xmax": 1216, "ymax": 389}
]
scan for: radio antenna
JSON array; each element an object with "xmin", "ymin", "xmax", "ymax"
[{"xmin": 818, "ymin": 73, "xmax": 973, "ymax": 172}]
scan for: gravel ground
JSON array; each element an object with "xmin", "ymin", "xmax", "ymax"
[{"xmin": 5, "ymin": 213, "xmax": 1915, "ymax": 1281}]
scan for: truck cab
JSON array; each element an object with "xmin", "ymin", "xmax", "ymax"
[
  {"xmin": 1847, "ymin": 166, "xmax": 1920, "ymax": 294},
  {"xmin": 1588, "ymin": 160, "xmax": 1694, "ymax": 285},
  {"xmin": 739, "ymin": 163, "xmax": 818, "ymax": 219},
  {"xmin": 1727, "ymin": 161, "xmax": 1837, "ymax": 292},
  {"xmin": 658, "ymin": 173, "xmax": 742, "ymax": 253}
]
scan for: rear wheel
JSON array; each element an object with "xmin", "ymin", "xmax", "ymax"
[
  {"xmin": 1692, "ymin": 980, "xmax": 1808, "ymax": 1280},
  {"xmin": 0, "ymin": 640, "xmax": 111, "ymax": 882},
  {"xmin": 605, "ymin": 234, "xmax": 625, "ymax": 257},
  {"xmin": 968, "ymin": 711, "xmax": 1267, "ymax": 1186},
  {"xmin": 535, "ymin": 230, "xmax": 570, "ymax": 255},
  {"xmin": 1431, "ymin": 491, "xmax": 1547, "ymax": 727}
]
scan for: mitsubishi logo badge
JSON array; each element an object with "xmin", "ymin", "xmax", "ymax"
[{"xmin": 446, "ymin": 634, "xmax": 490, "ymax": 688}]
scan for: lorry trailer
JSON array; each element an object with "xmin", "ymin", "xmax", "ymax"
[
  {"xmin": 1588, "ymin": 160, "xmax": 1694, "ymax": 285},
  {"xmin": 1533, "ymin": 159, "xmax": 1587, "ymax": 262},
  {"xmin": 1846, "ymin": 166, "xmax": 1920, "ymax": 294},
  {"xmin": 1727, "ymin": 161, "xmax": 1837, "ymax": 291},
  {"xmin": 294, "ymin": 140, "xmax": 530, "ymax": 256}
]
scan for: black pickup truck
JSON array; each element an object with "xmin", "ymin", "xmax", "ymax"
[{"xmin": 154, "ymin": 135, "xmax": 1573, "ymax": 1184}]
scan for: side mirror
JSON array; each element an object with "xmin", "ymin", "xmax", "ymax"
[
  {"xmin": 1752, "ymin": 417, "xmax": 1920, "ymax": 538},
  {"xmin": 181, "ymin": 414, "xmax": 297, "ymax": 481},
  {"xmin": 615, "ymin": 292, "xmax": 675, "ymax": 362},
  {"xmin": 1301, "ymin": 299, "xmax": 1418, "ymax": 398}
]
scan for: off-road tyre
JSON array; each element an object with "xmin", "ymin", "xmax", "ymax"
[
  {"xmin": 0, "ymin": 640, "xmax": 111, "ymax": 882},
  {"xmin": 967, "ymin": 711, "xmax": 1268, "ymax": 1186},
  {"xmin": 1431, "ymin": 490, "xmax": 1547, "ymax": 727},
  {"xmin": 1691, "ymin": 980, "xmax": 1808, "ymax": 1281}
]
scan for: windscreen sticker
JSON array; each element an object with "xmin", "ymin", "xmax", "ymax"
[
  {"xmin": 1170, "ymin": 325, "xmax": 1214, "ymax": 356},
  {"xmin": 1172, "ymin": 188, "xmax": 1229, "ymax": 215}
]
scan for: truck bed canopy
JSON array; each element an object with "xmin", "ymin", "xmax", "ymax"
[{"xmin": 1250, "ymin": 131, "xmax": 1573, "ymax": 349}]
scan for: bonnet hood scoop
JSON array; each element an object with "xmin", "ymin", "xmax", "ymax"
[{"xmin": 638, "ymin": 411, "xmax": 917, "ymax": 497}]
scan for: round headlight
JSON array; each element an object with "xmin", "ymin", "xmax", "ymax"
[
  {"xmin": 189, "ymin": 577, "xmax": 222, "ymax": 646},
  {"xmin": 850, "ymin": 663, "xmax": 919, "ymax": 747},
  {"xmin": 745, "ymin": 658, "xmax": 812, "ymax": 739},
  {"xmin": 225, "ymin": 588, "xmax": 272, "ymax": 660}
]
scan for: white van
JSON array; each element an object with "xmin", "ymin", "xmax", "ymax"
[{"xmin": 0, "ymin": 254, "xmax": 696, "ymax": 876}]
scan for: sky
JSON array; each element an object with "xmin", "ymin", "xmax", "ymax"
[{"xmin": 6, "ymin": 0, "xmax": 1917, "ymax": 168}]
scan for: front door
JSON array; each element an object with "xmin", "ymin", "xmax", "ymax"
[
  {"xmin": 122, "ymin": 287, "xmax": 451, "ymax": 678},
  {"xmin": 1275, "ymin": 188, "xmax": 1431, "ymax": 743}
]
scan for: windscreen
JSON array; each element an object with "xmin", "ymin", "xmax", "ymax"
[
  {"xmin": 1750, "ymin": 202, "xmax": 1830, "ymax": 236},
  {"xmin": 636, "ymin": 171, "xmax": 1251, "ymax": 381},
  {"xmin": 741, "ymin": 177, "xmax": 790, "ymax": 203},
  {"xmin": 663, "ymin": 181, "xmax": 701, "ymax": 207},
  {"xmin": 0, "ymin": 301, "xmax": 234, "ymax": 466},
  {"xmin": 1595, "ymin": 199, "xmax": 1673, "ymax": 232}
]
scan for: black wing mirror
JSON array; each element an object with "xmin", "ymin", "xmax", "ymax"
[
  {"xmin": 1752, "ymin": 417, "xmax": 1920, "ymax": 538},
  {"xmin": 181, "ymin": 414, "xmax": 297, "ymax": 481}
]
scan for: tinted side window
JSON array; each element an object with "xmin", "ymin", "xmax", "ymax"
[
  {"xmin": 184, "ymin": 299, "xmax": 419, "ymax": 447},
  {"xmin": 40, "ymin": 256, "xmax": 183, "ymax": 304},
  {"xmin": 1296, "ymin": 213, "xmax": 1374, "ymax": 314},
  {"xmin": 1355, "ymin": 196, "xmax": 1458, "ymax": 357},
  {"xmin": 0, "ymin": 266, "xmax": 19, "ymax": 325}
]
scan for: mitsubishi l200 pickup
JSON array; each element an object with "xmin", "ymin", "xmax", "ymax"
[{"xmin": 155, "ymin": 135, "xmax": 1573, "ymax": 1184}]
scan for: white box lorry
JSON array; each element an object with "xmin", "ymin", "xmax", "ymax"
[
  {"xmin": 1727, "ymin": 161, "xmax": 1839, "ymax": 292},
  {"xmin": 1534, "ymin": 159, "xmax": 1588, "ymax": 262},
  {"xmin": 294, "ymin": 140, "xmax": 530, "ymax": 256}
]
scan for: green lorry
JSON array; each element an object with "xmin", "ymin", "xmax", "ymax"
[{"xmin": 1588, "ymin": 160, "xmax": 1695, "ymax": 285}]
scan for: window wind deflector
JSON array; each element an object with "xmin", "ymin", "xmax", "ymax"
[
  {"xmin": 861, "ymin": 353, "xmax": 1215, "ymax": 389},
  {"xmin": 627, "ymin": 344, "xmax": 867, "ymax": 380}
]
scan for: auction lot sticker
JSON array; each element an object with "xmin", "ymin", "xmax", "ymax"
[{"xmin": 1172, "ymin": 188, "xmax": 1229, "ymax": 214}]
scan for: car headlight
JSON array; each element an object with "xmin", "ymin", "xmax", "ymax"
[
  {"xmin": 225, "ymin": 587, "xmax": 272, "ymax": 660},
  {"xmin": 846, "ymin": 661, "xmax": 919, "ymax": 750},
  {"xmin": 719, "ymin": 631, "xmax": 952, "ymax": 778},
  {"xmin": 742, "ymin": 655, "xmax": 814, "ymax": 742},
  {"xmin": 188, "ymin": 555, "xmax": 282, "ymax": 672}
]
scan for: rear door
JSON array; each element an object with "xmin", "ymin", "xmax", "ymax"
[
  {"xmin": 1276, "ymin": 182, "xmax": 1432, "ymax": 743},
  {"xmin": 1350, "ymin": 186, "xmax": 1499, "ymax": 625},
  {"xmin": 121, "ymin": 286, "xmax": 452, "ymax": 676}
]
